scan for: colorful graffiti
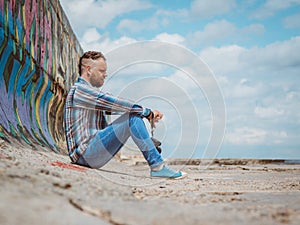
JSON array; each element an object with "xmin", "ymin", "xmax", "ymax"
[{"xmin": 0, "ymin": 0, "xmax": 82, "ymax": 151}]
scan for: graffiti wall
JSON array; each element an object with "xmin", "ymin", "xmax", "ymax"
[{"xmin": 0, "ymin": 0, "xmax": 83, "ymax": 152}]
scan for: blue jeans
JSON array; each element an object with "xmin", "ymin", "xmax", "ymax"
[{"xmin": 77, "ymin": 113, "xmax": 164, "ymax": 169}]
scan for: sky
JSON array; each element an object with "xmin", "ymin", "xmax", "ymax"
[{"xmin": 60, "ymin": 0, "xmax": 300, "ymax": 159}]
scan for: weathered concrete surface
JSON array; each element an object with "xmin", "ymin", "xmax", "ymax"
[{"xmin": 1, "ymin": 140, "xmax": 299, "ymax": 225}]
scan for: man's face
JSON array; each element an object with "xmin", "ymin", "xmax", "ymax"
[{"xmin": 89, "ymin": 58, "xmax": 107, "ymax": 88}]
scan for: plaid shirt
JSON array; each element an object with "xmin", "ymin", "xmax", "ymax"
[{"xmin": 64, "ymin": 77, "xmax": 151, "ymax": 162}]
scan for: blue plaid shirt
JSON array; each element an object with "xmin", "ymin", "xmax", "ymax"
[{"xmin": 64, "ymin": 77, "xmax": 151, "ymax": 162}]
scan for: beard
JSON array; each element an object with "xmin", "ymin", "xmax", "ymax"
[{"xmin": 90, "ymin": 76, "xmax": 104, "ymax": 88}]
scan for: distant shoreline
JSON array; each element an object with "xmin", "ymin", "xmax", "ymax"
[{"xmin": 135, "ymin": 158, "xmax": 300, "ymax": 166}]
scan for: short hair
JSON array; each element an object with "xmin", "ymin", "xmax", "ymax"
[{"xmin": 78, "ymin": 51, "xmax": 106, "ymax": 75}]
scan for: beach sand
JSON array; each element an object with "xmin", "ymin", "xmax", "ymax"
[{"xmin": 0, "ymin": 139, "xmax": 299, "ymax": 225}]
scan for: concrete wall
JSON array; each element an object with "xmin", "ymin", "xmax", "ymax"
[{"xmin": 0, "ymin": 0, "xmax": 83, "ymax": 152}]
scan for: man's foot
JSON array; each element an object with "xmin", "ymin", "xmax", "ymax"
[{"xmin": 150, "ymin": 165, "xmax": 187, "ymax": 179}]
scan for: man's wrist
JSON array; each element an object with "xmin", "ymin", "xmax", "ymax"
[{"xmin": 143, "ymin": 108, "xmax": 152, "ymax": 118}]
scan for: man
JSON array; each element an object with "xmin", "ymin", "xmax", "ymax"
[{"xmin": 64, "ymin": 51, "xmax": 186, "ymax": 179}]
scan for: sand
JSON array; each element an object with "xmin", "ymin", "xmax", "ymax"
[{"xmin": 0, "ymin": 139, "xmax": 299, "ymax": 225}]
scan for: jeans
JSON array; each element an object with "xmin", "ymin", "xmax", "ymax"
[{"xmin": 77, "ymin": 113, "xmax": 164, "ymax": 169}]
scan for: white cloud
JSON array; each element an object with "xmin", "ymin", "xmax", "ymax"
[
  {"xmin": 226, "ymin": 127, "xmax": 267, "ymax": 145},
  {"xmin": 154, "ymin": 33, "xmax": 185, "ymax": 45},
  {"xmin": 284, "ymin": 91, "xmax": 300, "ymax": 124},
  {"xmin": 188, "ymin": 20, "xmax": 265, "ymax": 47},
  {"xmin": 286, "ymin": 91, "xmax": 300, "ymax": 101},
  {"xmin": 229, "ymin": 79, "xmax": 264, "ymax": 98},
  {"xmin": 80, "ymin": 29, "xmax": 136, "ymax": 53},
  {"xmin": 226, "ymin": 127, "xmax": 289, "ymax": 145},
  {"xmin": 283, "ymin": 13, "xmax": 300, "ymax": 29},
  {"xmin": 167, "ymin": 70, "xmax": 199, "ymax": 95},
  {"xmin": 190, "ymin": 0, "xmax": 236, "ymax": 18},
  {"xmin": 254, "ymin": 106, "xmax": 285, "ymax": 118},
  {"xmin": 241, "ymin": 24, "xmax": 265, "ymax": 35},
  {"xmin": 217, "ymin": 76, "xmax": 229, "ymax": 85},
  {"xmin": 189, "ymin": 20, "xmax": 236, "ymax": 46},
  {"xmin": 60, "ymin": 0, "xmax": 152, "ymax": 35},
  {"xmin": 199, "ymin": 37, "xmax": 300, "ymax": 149},
  {"xmin": 156, "ymin": 8, "xmax": 188, "ymax": 20},
  {"xmin": 81, "ymin": 28, "xmax": 101, "ymax": 43},
  {"xmin": 200, "ymin": 36, "xmax": 300, "ymax": 77},
  {"xmin": 117, "ymin": 17, "xmax": 159, "ymax": 33},
  {"xmin": 242, "ymin": 36, "xmax": 300, "ymax": 70},
  {"xmin": 117, "ymin": 8, "xmax": 188, "ymax": 34},
  {"xmin": 200, "ymin": 45, "xmax": 245, "ymax": 75},
  {"xmin": 116, "ymin": 7, "xmax": 190, "ymax": 34},
  {"xmin": 271, "ymin": 131, "xmax": 288, "ymax": 144},
  {"xmin": 250, "ymin": 0, "xmax": 300, "ymax": 19}
]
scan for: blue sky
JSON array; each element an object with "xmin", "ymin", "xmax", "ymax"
[{"xmin": 60, "ymin": 0, "xmax": 300, "ymax": 159}]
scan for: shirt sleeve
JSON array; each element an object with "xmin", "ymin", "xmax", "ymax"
[{"xmin": 74, "ymin": 83, "xmax": 151, "ymax": 117}]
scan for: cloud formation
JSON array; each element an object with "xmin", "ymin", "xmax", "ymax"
[
  {"xmin": 61, "ymin": 0, "xmax": 152, "ymax": 35},
  {"xmin": 250, "ymin": 0, "xmax": 300, "ymax": 19},
  {"xmin": 190, "ymin": 0, "xmax": 236, "ymax": 18},
  {"xmin": 60, "ymin": 0, "xmax": 300, "ymax": 159}
]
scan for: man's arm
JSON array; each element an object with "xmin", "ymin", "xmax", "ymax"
[{"xmin": 74, "ymin": 84, "xmax": 152, "ymax": 117}]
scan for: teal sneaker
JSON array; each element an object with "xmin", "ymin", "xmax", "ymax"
[{"xmin": 150, "ymin": 165, "xmax": 187, "ymax": 179}]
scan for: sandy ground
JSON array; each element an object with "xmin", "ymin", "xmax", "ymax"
[{"xmin": 0, "ymin": 139, "xmax": 300, "ymax": 225}]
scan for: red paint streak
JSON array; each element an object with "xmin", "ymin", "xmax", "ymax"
[
  {"xmin": 0, "ymin": 153, "xmax": 9, "ymax": 159},
  {"xmin": 51, "ymin": 161, "xmax": 88, "ymax": 172}
]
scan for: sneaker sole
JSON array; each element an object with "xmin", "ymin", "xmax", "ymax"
[
  {"xmin": 151, "ymin": 171, "xmax": 188, "ymax": 180},
  {"xmin": 172, "ymin": 171, "xmax": 187, "ymax": 180}
]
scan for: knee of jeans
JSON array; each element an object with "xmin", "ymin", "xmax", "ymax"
[{"xmin": 129, "ymin": 114, "xmax": 143, "ymax": 124}]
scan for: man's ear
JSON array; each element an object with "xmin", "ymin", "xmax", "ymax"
[{"xmin": 86, "ymin": 65, "xmax": 91, "ymax": 76}]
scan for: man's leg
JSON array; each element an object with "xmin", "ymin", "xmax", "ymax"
[
  {"xmin": 115, "ymin": 114, "xmax": 186, "ymax": 179},
  {"xmin": 126, "ymin": 114, "xmax": 164, "ymax": 169},
  {"xmin": 78, "ymin": 113, "xmax": 164, "ymax": 169}
]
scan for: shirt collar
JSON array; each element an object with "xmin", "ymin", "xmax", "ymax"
[{"xmin": 77, "ymin": 76, "xmax": 92, "ymax": 87}]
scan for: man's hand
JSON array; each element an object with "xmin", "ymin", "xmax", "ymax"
[
  {"xmin": 152, "ymin": 110, "xmax": 163, "ymax": 123},
  {"xmin": 147, "ymin": 109, "xmax": 163, "ymax": 128}
]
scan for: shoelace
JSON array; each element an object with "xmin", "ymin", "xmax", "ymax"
[{"xmin": 163, "ymin": 165, "xmax": 177, "ymax": 174}]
